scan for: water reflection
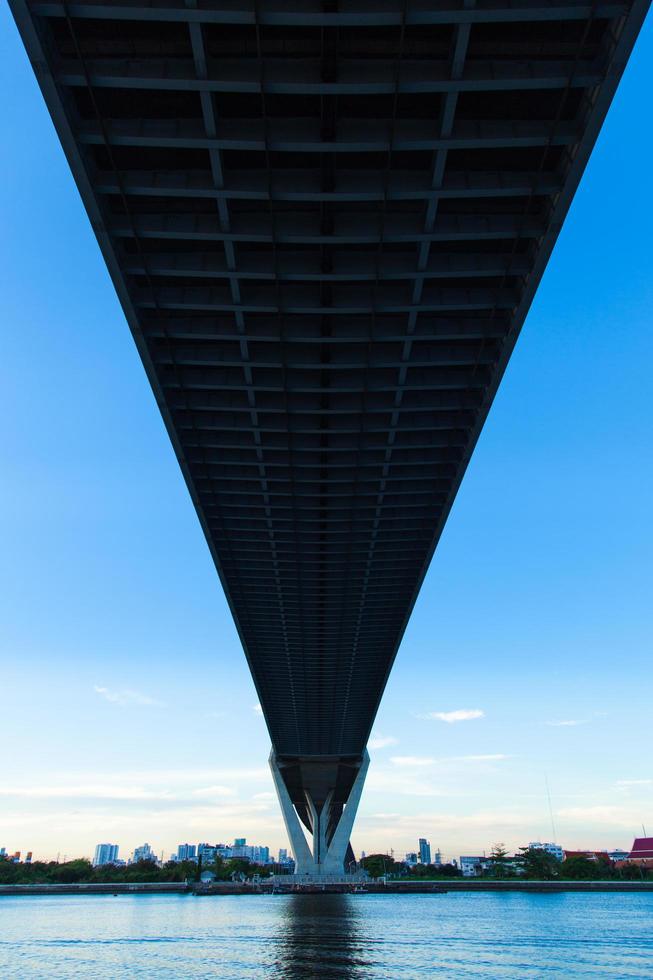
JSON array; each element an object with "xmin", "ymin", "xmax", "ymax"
[{"xmin": 272, "ymin": 895, "xmax": 371, "ymax": 979}]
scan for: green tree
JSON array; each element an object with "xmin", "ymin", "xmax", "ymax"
[
  {"xmin": 561, "ymin": 855, "xmax": 600, "ymax": 880},
  {"xmin": 518, "ymin": 847, "xmax": 561, "ymax": 880},
  {"xmin": 52, "ymin": 859, "xmax": 93, "ymax": 883},
  {"xmin": 489, "ymin": 843, "xmax": 512, "ymax": 878},
  {"xmin": 360, "ymin": 854, "xmax": 399, "ymax": 879}
]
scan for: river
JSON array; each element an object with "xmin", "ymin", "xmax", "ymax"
[{"xmin": 1, "ymin": 892, "xmax": 652, "ymax": 977}]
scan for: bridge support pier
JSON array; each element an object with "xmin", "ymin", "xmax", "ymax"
[{"xmin": 270, "ymin": 749, "xmax": 369, "ymax": 876}]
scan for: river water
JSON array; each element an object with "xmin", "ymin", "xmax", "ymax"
[{"xmin": 1, "ymin": 892, "xmax": 652, "ymax": 978}]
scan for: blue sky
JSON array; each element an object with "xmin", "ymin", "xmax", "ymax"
[{"xmin": 1, "ymin": 7, "xmax": 651, "ymax": 864}]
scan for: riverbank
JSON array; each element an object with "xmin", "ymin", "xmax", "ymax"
[{"xmin": 2, "ymin": 879, "xmax": 653, "ymax": 896}]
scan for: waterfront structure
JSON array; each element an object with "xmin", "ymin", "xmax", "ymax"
[
  {"xmin": 419, "ymin": 839, "xmax": 432, "ymax": 865},
  {"xmin": 528, "ymin": 842, "xmax": 564, "ymax": 863},
  {"xmin": 93, "ymin": 843, "xmax": 119, "ymax": 868},
  {"xmin": 9, "ymin": 0, "xmax": 647, "ymax": 876}
]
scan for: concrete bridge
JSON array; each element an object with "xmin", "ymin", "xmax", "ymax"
[{"xmin": 10, "ymin": 0, "xmax": 648, "ymax": 875}]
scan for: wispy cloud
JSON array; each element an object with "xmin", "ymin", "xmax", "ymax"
[
  {"xmin": 461, "ymin": 754, "xmax": 509, "ymax": 762},
  {"xmin": 546, "ymin": 719, "xmax": 587, "ymax": 727},
  {"xmin": 93, "ymin": 686, "xmax": 165, "ymax": 708},
  {"xmin": 418, "ymin": 709, "xmax": 484, "ymax": 724},
  {"xmin": 0, "ymin": 784, "xmax": 179, "ymax": 802},
  {"xmin": 390, "ymin": 756, "xmax": 435, "ymax": 768},
  {"xmin": 616, "ymin": 779, "xmax": 653, "ymax": 788},
  {"xmin": 556, "ymin": 805, "xmax": 643, "ymax": 828},
  {"xmin": 191, "ymin": 785, "xmax": 237, "ymax": 799},
  {"xmin": 388, "ymin": 753, "xmax": 507, "ymax": 770},
  {"xmin": 252, "ymin": 703, "xmax": 263, "ymax": 715},
  {"xmin": 368, "ymin": 732, "xmax": 399, "ymax": 750}
]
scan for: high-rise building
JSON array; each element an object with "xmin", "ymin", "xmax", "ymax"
[
  {"xmin": 419, "ymin": 838, "xmax": 432, "ymax": 865},
  {"xmin": 176, "ymin": 843, "xmax": 197, "ymax": 862},
  {"xmin": 93, "ymin": 843, "xmax": 119, "ymax": 867},
  {"xmin": 278, "ymin": 848, "xmax": 288, "ymax": 863},
  {"xmin": 131, "ymin": 843, "xmax": 156, "ymax": 863},
  {"xmin": 434, "ymin": 849, "xmax": 442, "ymax": 867},
  {"xmin": 0, "ymin": 847, "xmax": 6, "ymax": 858}
]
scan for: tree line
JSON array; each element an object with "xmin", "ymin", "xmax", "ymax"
[
  {"xmin": 0, "ymin": 855, "xmax": 278, "ymax": 885},
  {"xmin": 359, "ymin": 846, "xmax": 650, "ymax": 881}
]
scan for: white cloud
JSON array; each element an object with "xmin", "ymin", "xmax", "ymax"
[
  {"xmin": 546, "ymin": 719, "xmax": 587, "ymax": 727},
  {"xmin": 368, "ymin": 732, "xmax": 399, "ymax": 750},
  {"xmin": 191, "ymin": 785, "xmax": 237, "ymax": 799},
  {"xmin": 252, "ymin": 703, "xmax": 263, "ymax": 715},
  {"xmin": 390, "ymin": 756, "xmax": 435, "ymax": 768},
  {"xmin": 556, "ymin": 805, "xmax": 642, "ymax": 828},
  {"xmin": 459, "ymin": 754, "xmax": 509, "ymax": 762},
  {"xmin": 93, "ymin": 685, "xmax": 165, "ymax": 708},
  {"xmin": 616, "ymin": 779, "xmax": 653, "ymax": 788},
  {"xmin": 419, "ymin": 709, "xmax": 485, "ymax": 724},
  {"xmin": 0, "ymin": 784, "xmax": 178, "ymax": 802}
]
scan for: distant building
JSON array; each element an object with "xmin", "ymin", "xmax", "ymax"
[
  {"xmin": 419, "ymin": 838, "xmax": 432, "ymax": 865},
  {"xmin": 608, "ymin": 849, "xmax": 630, "ymax": 862},
  {"xmin": 198, "ymin": 843, "xmax": 232, "ymax": 862},
  {"xmin": 197, "ymin": 840, "xmax": 271, "ymax": 864},
  {"xmin": 528, "ymin": 842, "xmax": 564, "ymax": 863},
  {"xmin": 433, "ymin": 849, "xmax": 442, "ymax": 867},
  {"xmin": 278, "ymin": 848, "xmax": 288, "ymax": 863},
  {"xmin": 93, "ymin": 843, "xmax": 119, "ymax": 867},
  {"xmin": 564, "ymin": 849, "xmax": 611, "ymax": 862},
  {"xmin": 176, "ymin": 843, "xmax": 197, "ymax": 862},
  {"xmin": 0, "ymin": 847, "xmax": 6, "ymax": 858},
  {"xmin": 460, "ymin": 856, "xmax": 490, "ymax": 877},
  {"xmin": 623, "ymin": 837, "xmax": 653, "ymax": 867},
  {"xmin": 404, "ymin": 852, "xmax": 418, "ymax": 866},
  {"xmin": 132, "ymin": 843, "xmax": 156, "ymax": 863},
  {"xmin": 25, "ymin": 852, "xmax": 33, "ymax": 864}
]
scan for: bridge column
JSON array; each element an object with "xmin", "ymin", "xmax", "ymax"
[{"xmin": 269, "ymin": 750, "xmax": 369, "ymax": 877}]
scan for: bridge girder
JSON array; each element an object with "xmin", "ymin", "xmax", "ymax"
[{"xmin": 10, "ymin": 0, "xmax": 648, "ymax": 869}]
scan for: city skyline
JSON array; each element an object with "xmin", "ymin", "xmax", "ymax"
[
  {"xmin": 2, "ymin": 835, "xmax": 637, "ymax": 872},
  {"xmin": 2, "ymin": 6, "xmax": 653, "ymax": 863}
]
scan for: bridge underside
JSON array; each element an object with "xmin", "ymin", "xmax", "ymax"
[{"xmin": 11, "ymin": 0, "xmax": 647, "ymax": 871}]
